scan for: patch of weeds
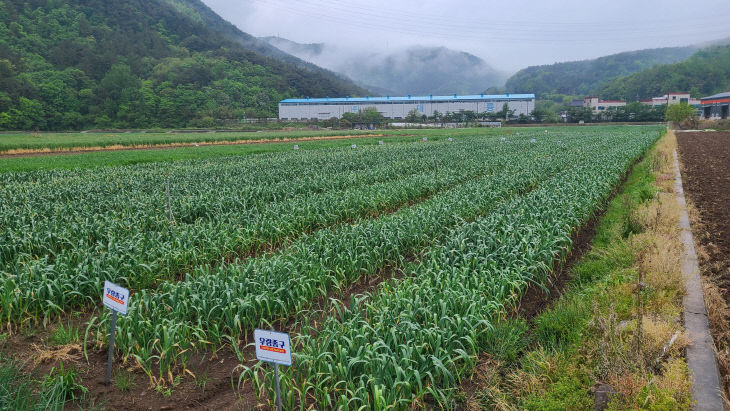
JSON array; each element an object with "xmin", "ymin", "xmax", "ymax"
[
  {"xmin": 521, "ymin": 372, "xmax": 593, "ymax": 410},
  {"xmin": 195, "ymin": 368, "xmax": 209, "ymax": 392},
  {"xmin": 512, "ymin": 349, "xmax": 593, "ymax": 410},
  {"xmin": 113, "ymin": 369, "xmax": 136, "ymax": 392},
  {"xmin": 155, "ymin": 383, "xmax": 172, "ymax": 398},
  {"xmin": 621, "ymin": 196, "xmax": 644, "ymax": 238},
  {"xmin": 572, "ymin": 240, "xmax": 633, "ymax": 287},
  {"xmin": 0, "ymin": 354, "xmax": 38, "ymax": 409},
  {"xmin": 49, "ymin": 322, "xmax": 80, "ymax": 346},
  {"xmin": 38, "ymin": 361, "xmax": 88, "ymax": 408},
  {"xmin": 21, "ymin": 326, "xmax": 37, "ymax": 339},
  {"xmin": 533, "ymin": 295, "xmax": 588, "ymax": 351},
  {"xmin": 607, "ymin": 359, "xmax": 691, "ymax": 410},
  {"xmin": 479, "ymin": 318, "xmax": 529, "ymax": 365}
]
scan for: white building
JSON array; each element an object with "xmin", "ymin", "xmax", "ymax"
[
  {"xmin": 639, "ymin": 92, "xmax": 701, "ymax": 107},
  {"xmin": 583, "ymin": 96, "xmax": 626, "ymax": 111},
  {"xmin": 278, "ymin": 94, "xmax": 536, "ymax": 121}
]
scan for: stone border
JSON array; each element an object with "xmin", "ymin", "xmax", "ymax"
[{"xmin": 673, "ymin": 149, "xmax": 724, "ymax": 410}]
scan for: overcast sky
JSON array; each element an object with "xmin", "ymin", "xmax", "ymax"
[{"xmin": 203, "ymin": 0, "xmax": 730, "ymax": 72}]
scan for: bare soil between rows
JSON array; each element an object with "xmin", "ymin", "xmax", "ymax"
[{"xmin": 2, "ymin": 145, "xmax": 644, "ymax": 410}]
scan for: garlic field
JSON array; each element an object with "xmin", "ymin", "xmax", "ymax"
[{"xmin": 0, "ymin": 126, "xmax": 662, "ymax": 408}]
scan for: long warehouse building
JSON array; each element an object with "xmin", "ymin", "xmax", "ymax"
[{"xmin": 278, "ymin": 94, "xmax": 536, "ymax": 121}]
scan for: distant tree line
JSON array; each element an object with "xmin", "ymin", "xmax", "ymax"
[{"xmin": 320, "ymin": 100, "xmax": 671, "ymax": 129}]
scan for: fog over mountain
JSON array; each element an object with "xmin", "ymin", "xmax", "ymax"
[{"xmin": 262, "ymin": 36, "xmax": 508, "ymax": 96}]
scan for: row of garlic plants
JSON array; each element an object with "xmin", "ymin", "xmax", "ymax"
[
  {"xmin": 265, "ymin": 128, "xmax": 661, "ymax": 409},
  {"xmin": 1, "ymin": 139, "xmax": 503, "ymax": 325},
  {"xmin": 99, "ymin": 129, "xmax": 628, "ymax": 376}
]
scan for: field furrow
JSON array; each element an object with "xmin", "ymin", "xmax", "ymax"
[
  {"xmin": 247, "ymin": 129, "xmax": 659, "ymax": 408},
  {"xmin": 94, "ymin": 131, "xmax": 630, "ymax": 376}
]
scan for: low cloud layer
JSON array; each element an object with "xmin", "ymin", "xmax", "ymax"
[{"xmin": 203, "ymin": 0, "xmax": 730, "ymax": 72}]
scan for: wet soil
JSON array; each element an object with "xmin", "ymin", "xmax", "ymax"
[
  {"xmin": 677, "ymin": 132, "xmax": 730, "ymax": 296},
  {"xmin": 677, "ymin": 131, "xmax": 730, "ymax": 395}
]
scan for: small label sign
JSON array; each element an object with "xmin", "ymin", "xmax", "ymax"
[
  {"xmin": 254, "ymin": 329, "xmax": 292, "ymax": 366},
  {"xmin": 103, "ymin": 281, "xmax": 129, "ymax": 315}
]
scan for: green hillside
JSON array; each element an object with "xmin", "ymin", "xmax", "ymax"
[
  {"xmin": 165, "ymin": 0, "xmax": 358, "ymax": 84},
  {"xmin": 0, "ymin": 0, "xmax": 366, "ymax": 130},
  {"xmin": 598, "ymin": 44, "xmax": 730, "ymax": 100},
  {"xmin": 505, "ymin": 46, "xmax": 697, "ymax": 97}
]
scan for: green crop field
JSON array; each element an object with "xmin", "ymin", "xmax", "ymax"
[
  {"xmin": 0, "ymin": 128, "xmax": 499, "ymax": 153},
  {"xmin": 0, "ymin": 133, "xmax": 463, "ymax": 172},
  {"xmin": 0, "ymin": 129, "xmax": 379, "ymax": 152},
  {"xmin": 0, "ymin": 125, "xmax": 662, "ymax": 408}
]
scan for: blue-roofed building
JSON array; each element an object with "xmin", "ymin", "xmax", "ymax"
[{"xmin": 278, "ymin": 94, "xmax": 536, "ymax": 121}]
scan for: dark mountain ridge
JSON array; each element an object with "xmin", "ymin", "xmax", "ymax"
[
  {"xmin": 505, "ymin": 46, "xmax": 699, "ymax": 97},
  {"xmin": 598, "ymin": 44, "xmax": 730, "ymax": 100},
  {"xmin": 0, "ymin": 0, "xmax": 366, "ymax": 130}
]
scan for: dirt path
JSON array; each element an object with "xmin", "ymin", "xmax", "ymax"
[{"xmin": 0, "ymin": 133, "xmax": 384, "ymax": 158}]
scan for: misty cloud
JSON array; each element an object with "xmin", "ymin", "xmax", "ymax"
[
  {"xmin": 263, "ymin": 37, "xmax": 507, "ymax": 95},
  {"xmin": 203, "ymin": 0, "xmax": 730, "ymax": 72}
]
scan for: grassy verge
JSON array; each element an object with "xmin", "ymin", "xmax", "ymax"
[{"xmin": 462, "ymin": 130, "xmax": 692, "ymax": 410}]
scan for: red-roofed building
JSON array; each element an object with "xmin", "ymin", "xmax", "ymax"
[{"xmin": 701, "ymin": 91, "xmax": 730, "ymax": 119}]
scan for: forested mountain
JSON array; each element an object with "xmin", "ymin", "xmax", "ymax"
[
  {"xmin": 598, "ymin": 45, "xmax": 730, "ymax": 100},
  {"xmin": 261, "ymin": 37, "xmax": 507, "ymax": 96},
  {"xmin": 0, "ymin": 0, "xmax": 366, "ymax": 130},
  {"xmin": 505, "ymin": 46, "xmax": 698, "ymax": 97},
  {"xmin": 165, "ymin": 0, "xmax": 357, "ymax": 82}
]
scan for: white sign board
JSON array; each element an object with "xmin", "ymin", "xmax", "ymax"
[
  {"xmin": 254, "ymin": 329, "xmax": 292, "ymax": 366},
  {"xmin": 103, "ymin": 281, "xmax": 130, "ymax": 315}
]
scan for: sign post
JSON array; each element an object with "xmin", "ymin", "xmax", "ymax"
[
  {"xmin": 274, "ymin": 361, "xmax": 282, "ymax": 411},
  {"xmin": 254, "ymin": 329, "xmax": 292, "ymax": 411},
  {"xmin": 105, "ymin": 310, "xmax": 117, "ymax": 386},
  {"xmin": 102, "ymin": 280, "xmax": 130, "ymax": 386}
]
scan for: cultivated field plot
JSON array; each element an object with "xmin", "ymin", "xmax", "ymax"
[
  {"xmin": 0, "ymin": 126, "xmax": 661, "ymax": 408},
  {"xmin": 0, "ymin": 129, "xmax": 379, "ymax": 153},
  {"xmin": 677, "ymin": 131, "xmax": 730, "ymax": 393}
]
